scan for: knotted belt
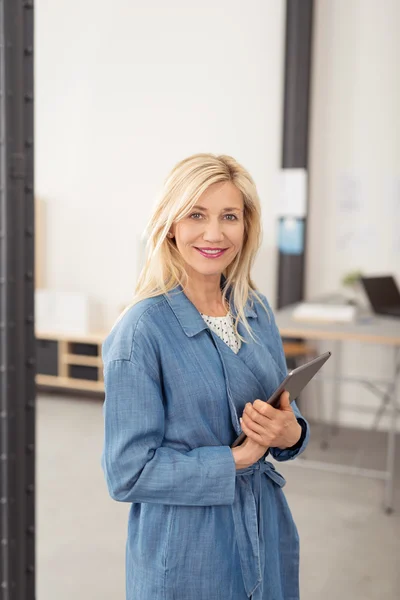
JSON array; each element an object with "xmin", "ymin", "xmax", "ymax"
[{"xmin": 232, "ymin": 460, "xmax": 286, "ymax": 598}]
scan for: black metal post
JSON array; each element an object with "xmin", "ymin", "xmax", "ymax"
[
  {"xmin": 277, "ymin": 0, "xmax": 313, "ymax": 309},
  {"xmin": 0, "ymin": 1, "xmax": 35, "ymax": 599}
]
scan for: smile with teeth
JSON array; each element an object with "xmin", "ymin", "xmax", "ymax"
[{"xmin": 194, "ymin": 247, "xmax": 229, "ymax": 258}]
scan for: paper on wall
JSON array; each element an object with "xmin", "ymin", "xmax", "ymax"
[
  {"xmin": 276, "ymin": 169, "xmax": 307, "ymax": 218},
  {"xmin": 336, "ymin": 174, "xmax": 373, "ymax": 252}
]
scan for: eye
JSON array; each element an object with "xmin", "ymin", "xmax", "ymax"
[
  {"xmin": 224, "ymin": 214, "xmax": 238, "ymax": 221},
  {"xmin": 189, "ymin": 212, "xmax": 204, "ymax": 220}
]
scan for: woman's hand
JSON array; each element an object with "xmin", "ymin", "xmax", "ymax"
[
  {"xmin": 240, "ymin": 392, "xmax": 302, "ymax": 450},
  {"xmin": 231, "ymin": 436, "xmax": 269, "ymax": 470}
]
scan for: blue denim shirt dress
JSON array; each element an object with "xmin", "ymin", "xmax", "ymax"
[{"xmin": 101, "ymin": 285, "xmax": 310, "ymax": 600}]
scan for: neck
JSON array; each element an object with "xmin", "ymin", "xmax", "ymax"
[{"xmin": 183, "ymin": 272, "xmax": 228, "ymax": 316}]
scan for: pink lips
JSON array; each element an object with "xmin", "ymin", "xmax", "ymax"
[{"xmin": 195, "ymin": 247, "xmax": 228, "ymax": 259}]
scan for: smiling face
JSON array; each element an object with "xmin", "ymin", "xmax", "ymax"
[{"xmin": 170, "ymin": 181, "xmax": 245, "ymax": 282}]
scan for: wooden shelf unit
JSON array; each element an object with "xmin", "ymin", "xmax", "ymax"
[
  {"xmin": 36, "ymin": 333, "xmax": 316, "ymax": 394},
  {"xmin": 36, "ymin": 330, "xmax": 107, "ymax": 394}
]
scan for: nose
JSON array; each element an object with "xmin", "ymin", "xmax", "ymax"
[{"xmin": 202, "ymin": 219, "xmax": 224, "ymax": 243}]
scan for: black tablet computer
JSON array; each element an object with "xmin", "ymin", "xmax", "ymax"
[{"xmin": 231, "ymin": 351, "xmax": 331, "ymax": 448}]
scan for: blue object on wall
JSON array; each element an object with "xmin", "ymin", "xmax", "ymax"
[{"xmin": 278, "ymin": 218, "xmax": 304, "ymax": 255}]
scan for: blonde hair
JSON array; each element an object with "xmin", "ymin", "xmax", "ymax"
[{"xmin": 124, "ymin": 153, "xmax": 268, "ymax": 341}]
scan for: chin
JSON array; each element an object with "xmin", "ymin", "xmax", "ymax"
[
  {"xmin": 189, "ymin": 264, "xmax": 224, "ymax": 277},
  {"xmin": 199, "ymin": 268, "xmax": 225, "ymax": 277},
  {"xmin": 182, "ymin": 258, "xmax": 222, "ymax": 278}
]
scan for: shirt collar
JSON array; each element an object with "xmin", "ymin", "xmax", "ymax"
[{"xmin": 164, "ymin": 277, "xmax": 257, "ymax": 338}]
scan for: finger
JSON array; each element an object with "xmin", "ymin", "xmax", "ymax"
[
  {"xmin": 241, "ymin": 412, "xmax": 267, "ymax": 436},
  {"xmin": 279, "ymin": 391, "xmax": 292, "ymax": 411},
  {"xmin": 251, "ymin": 399, "xmax": 275, "ymax": 419},
  {"xmin": 240, "ymin": 417, "xmax": 264, "ymax": 445},
  {"xmin": 244, "ymin": 402, "xmax": 272, "ymax": 426}
]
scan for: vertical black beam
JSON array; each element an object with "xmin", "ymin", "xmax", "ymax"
[
  {"xmin": 0, "ymin": 1, "xmax": 35, "ymax": 599},
  {"xmin": 277, "ymin": 0, "xmax": 313, "ymax": 309}
]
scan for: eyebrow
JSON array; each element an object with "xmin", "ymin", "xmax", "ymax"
[{"xmin": 192, "ymin": 205, "xmax": 243, "ymax": 212}]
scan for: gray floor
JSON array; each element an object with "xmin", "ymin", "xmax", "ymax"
[{"xmin": 37, "ymin": 393, "xmax": 400, "ymax": 600}]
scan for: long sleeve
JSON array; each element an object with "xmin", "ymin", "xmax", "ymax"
[
  {"xmin": 101, "ymin": 359, "xmax": 236, "ymax": 506},
  {"xmin": 270, "ymin": 400, "xmax": 310, "ymax": 461}
]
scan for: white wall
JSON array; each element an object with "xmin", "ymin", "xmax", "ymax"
[
  {"xmin": 308, "ymin": 0, "xmax": 400, "ymax": 296},
  {"xmin": 307, "ymin": 0, "xmax": 400, "ymax": 430},
  {"xmin": 35, "ymin": 0, "xmax": 286, "ymax": 329},
  {"xmin": 36, "ymin": 0, "xmax": 400, "ymax": 431}
]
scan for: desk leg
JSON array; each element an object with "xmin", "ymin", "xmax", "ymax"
[
  {"xmin": 384, "ymin": 346, "xmax": 399, "ymax": 514},
  {"xmin": 331, "ymin": 340, "xmax": 342, "ymax": 434},
  {"xmin": 321, "ymin": 340, "xmax": 342, "ymax": 450}
]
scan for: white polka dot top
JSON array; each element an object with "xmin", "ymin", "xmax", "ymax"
[{"xmin": 200, "ymin": 311, "xmax": 242, "ymax": 354}]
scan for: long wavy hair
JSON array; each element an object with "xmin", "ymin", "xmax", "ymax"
[{"xmin": 122, "ymin": 153, "xmax": 268, "ymax": 341}]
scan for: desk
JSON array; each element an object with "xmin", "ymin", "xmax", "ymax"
[{"xmin": 275, "ymin": 304, "xmax": 400, "ymax": 513}]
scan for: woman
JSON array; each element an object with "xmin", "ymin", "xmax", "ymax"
[{"xmin": 101, "ymin": 153, "xmax": 309, "ymax": 600}]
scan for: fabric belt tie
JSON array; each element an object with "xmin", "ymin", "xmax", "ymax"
[{"xmin": 232, "ymin": 460, "xmax": 286, "ymax": 598}]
